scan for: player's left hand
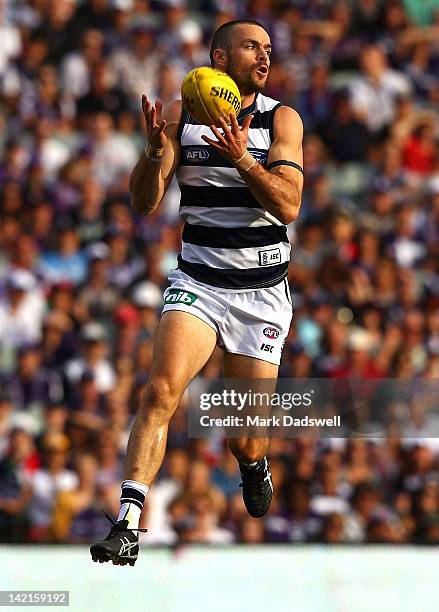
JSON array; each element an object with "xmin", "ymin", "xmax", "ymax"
[{"xmin": 201, "ymin": 113, "xmax": 253, "ymax": 163}]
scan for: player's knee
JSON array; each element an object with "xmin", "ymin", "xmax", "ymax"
[{"xmin": 139, "ymin": 377, "xmax": 179, "ymax": 423}]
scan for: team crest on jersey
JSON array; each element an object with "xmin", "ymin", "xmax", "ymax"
[{"xmin": 184, "ymin": 147, "xmax": 209, "ymax": 162}]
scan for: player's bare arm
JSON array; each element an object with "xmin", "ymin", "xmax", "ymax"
[
  {"xmin": 202, "ymin": 106, "xmax": 304, "ymax": 224},
  {"xmin": 129, "ymin": 97, "xmax": 182, "ymax": 215}
]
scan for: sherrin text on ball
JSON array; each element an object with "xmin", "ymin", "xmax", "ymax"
[{"xmin": 181, "ymin": 67, "xmax": 241, "ymax": 127}]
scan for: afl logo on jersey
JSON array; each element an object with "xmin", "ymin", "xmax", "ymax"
[
  {"xmin": 263, "ymin": 327, "xmax": 279, "ymax": 340},
  {"xmin": 185, "ymin": 147, "xmax": 209, "ymax": 162}
]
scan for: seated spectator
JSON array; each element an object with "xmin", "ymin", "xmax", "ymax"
[
  {"xmin": 0, "ymin": 428, "xmax": 35, "ymax": 543},
  {"xmin": 285, "ymin": 482, "xmax": 322, "ymax": 543},
  {"xmin": 310, "ymin": 463, "xmax": 350, "ymax": 517},
  {"xmin": 344, "ymin": 483, "xmax": 382, "ymax": 542},
  {"xmin": 343, "ymin": 440, "xmax": 378, "ymax": 487},
  {"xmin": 93, "ymin": 426, "xmax": 124, "ymax": 491},
  {"xmin": 28, "ymin": 432, "xmax": 78, "ymax": 542},
  {"xmin": 350, "ymin": 45, "xmax": 412, "ymax": 137},
  {"xmin": 171, "ymin": 493, "xmax": 233, "ymax": 544},
  {"xmin": 297, "ymin": 63, "xmax": 333, "ymax": 133},
  {"xmin": 402, "ymin": 121, "xmax": 437, "ymax": 176},
  {"xmin": 320, "ymin": 89, "xmax": 371, "ymax": 162},
  {"xmin": 74, "ymin": 179, "xmax": 106, "ymax": 245},
  {"xmin": 131, "ymin": 280, "xmax": 163, "ymax": 340},
  {"xmin": 212, "ymin": 450, "xmax": 243, "ymax": 500},
  {"xmin": 318, "ymin": 512, "xmax": 346, "ymax": 543},
  {"xmin": 41, "ymin": 310, "xmax": 77, "ymax": 369},
  {"xmin": 0, "ymin": 269, "xmax": 45, "ymax": 351},
  {"xmin": 401, "ymin": 445, "xmax": 437, "ymax": 495},
  {"xmin": 64, "ymin": 322, "xmax": 115, "ymax": 395},
  {"xmin": 77, "ymin": 242, "xmax": 120, "ymax": 320},
  {"xmin": 236, "ymin": 515, "xmax": 265, "ymax": 544},
  {"xmin": 40, "ymin": 220, "xmax": 88, "ymax": 286},
  {"xmin": 50, "ymin": 453, "xmax": 108, "ymax": 543},
  {"xmin": 110, "ymin": 19, "xmax": 160, "ymax": 100},
  {"xmin": 61, "ymin": 29, "xmax": 105, "ymax": 99},
  {"xmin": 106, "ymin": 228, "xmax": 145, "ymax": 290},
  {"xmin": 76, "ymin": 59, "xmax": 131, "ymax": 126},
  {"xmin": 4, "ymin": 343, "xmax": 63, "ymax": 411},
  {"xmin": 30, "ymin": 115, "xmax": 72, "ymax": 184},
  {"xmin": 87, "ymin": 111, "xmax": 138, "ymax": 189}
]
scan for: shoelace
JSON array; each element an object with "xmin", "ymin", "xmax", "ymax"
[{"xmin": 103, "ymin": 510, "xmax": 148, "ymax": 533}]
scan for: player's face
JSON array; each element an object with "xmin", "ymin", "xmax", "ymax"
[{"xmin": 225, "ymin": 25, "xmax": 272, "ymax": 96}]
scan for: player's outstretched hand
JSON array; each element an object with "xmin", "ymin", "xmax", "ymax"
[
  {"xmin": 142, "ymin": 95, "xmax": 167, "ymax": 149},
  {"xmin": 201, "ymin": 113, "xmax": 253, "ymax": 162}
]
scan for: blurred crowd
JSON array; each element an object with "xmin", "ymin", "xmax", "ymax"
[{"xmin": 0, "ymin": 0, "xmax": 439, "ymax": 545}]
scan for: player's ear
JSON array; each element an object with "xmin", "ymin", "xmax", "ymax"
[{"xmin": 213, "ymin": 48, "xmax": 227, "ymax": 68}]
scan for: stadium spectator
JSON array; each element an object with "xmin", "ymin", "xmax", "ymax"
[
  {"xmin": 3, "ymin": 343, "xmax": 63, "ymax": 411},
  {"xmin": 28, "ymin": 432, "xmax": 78, "ymax": 542},
  {"xmin": 350, "ymin": 45, "xmax": 412, "ymax": 136},
  {"xmin": 0, "ymin": 0, "xmax": 438, "ymax": 547}
]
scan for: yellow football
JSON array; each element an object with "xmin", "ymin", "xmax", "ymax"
[{"xmin": 181, "ymin": 67, "xmax": 241, "ymax": 127}]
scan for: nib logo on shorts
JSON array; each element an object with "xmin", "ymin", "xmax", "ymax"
[{"xmin": 164, "ymin": 289, "xmax": 198, "ymax": 305}]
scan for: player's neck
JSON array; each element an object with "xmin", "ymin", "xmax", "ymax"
[{"xmin": 240, "ymin": 92, "xmax": 256, "ymax": 110}]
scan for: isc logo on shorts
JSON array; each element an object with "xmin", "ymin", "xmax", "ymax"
[
  {"xmin": 258, "ymin": 248, "xmax": 281, "ymax": 267},
  {"xmin": 164, "ymin": 289, "xmax": 198, "ymax": 305}
]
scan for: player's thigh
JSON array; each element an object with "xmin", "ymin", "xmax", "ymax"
[
  {"xmin": 149, "ymin": 310, "xmax": 217, "ymax": 393},
  {"xmin": 223, "ymin": 352, "xmax": 279, "ymax": 379}
]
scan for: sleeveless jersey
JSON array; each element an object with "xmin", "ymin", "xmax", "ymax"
[{"xmin": 175, "ymin": 93, "xmax": 290, "ymax": 290}]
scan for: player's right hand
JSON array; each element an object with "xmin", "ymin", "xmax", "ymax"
[{"xmin": 142, "ymin": 95, "xmax": 167, "ymax": 149}]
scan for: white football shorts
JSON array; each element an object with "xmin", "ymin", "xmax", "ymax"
[{"xmin": 161, "ymin": 269, "xmax": 293, "ymax": 365}]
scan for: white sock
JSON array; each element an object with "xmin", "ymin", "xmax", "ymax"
[{"xmin": 117, "ymin": 479, "xmax": 150, "ymax": 529}]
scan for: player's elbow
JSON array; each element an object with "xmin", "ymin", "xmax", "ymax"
[
  {"xmin": 283, "ymin": 212, "xmax": 297, "ymax": 225},
  {"xmin": 279, "ymin": 207, "xmax": 299, "ymax": 225},
  {"xmin": 130, "ymin": 195, "xmax": 151, "ymax": 216}
]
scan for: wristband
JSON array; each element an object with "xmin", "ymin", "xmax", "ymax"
[
  {"xmin": 242, "ymin": 158, "xmax": 257, "ymax": 173},
  {"xmin": 235, "ymin": 151, "xmax": 257, "ymax": 173},
  {"xmin": 233, "ymin": 150, "xmax": 249, "ymax": 165},
  {"xmin": 145, "ymin": 144, "xmax": 164, "ymax": 161}
]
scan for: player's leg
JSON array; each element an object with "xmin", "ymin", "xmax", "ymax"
[
  {"xmin": 91, "ymin": 310, "xmax": 217, "ymax": 565},
  {"xmin": 224, "ymin": 353, "xmax": 277, "ymax": 519},
  {"xmin": 124, "ymin": 310, "xmax": 217, "ymax": 485},
  {"xmin": 220, "ymin": 280, "xmax": 292, "ymax": 518},
  {"xmin": 224, "ymin": 352, "xmax": 278, "ymax": 464}
]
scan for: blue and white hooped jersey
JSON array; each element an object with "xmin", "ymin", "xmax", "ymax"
[{"xmin": 175, "ymin": 92, "xmax": 290, "ymax": 290}]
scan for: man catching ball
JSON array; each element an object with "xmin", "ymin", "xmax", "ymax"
[{"xmin": 90, "ymin": 19, "xmax": 304, "ymax": 566}]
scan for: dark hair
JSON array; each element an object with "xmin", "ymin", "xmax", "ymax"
[{"xmin": 209, "ymin": 19, "xmax": 269, "ymax": 67}]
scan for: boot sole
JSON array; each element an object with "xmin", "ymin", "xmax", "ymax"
[
  {"xmin": 91, "ymin": 553, "xmax": 137, "ymax": 565},
  {"xmin": 90, "ymin": 547, "xmax": 137, "ymax": 567}
]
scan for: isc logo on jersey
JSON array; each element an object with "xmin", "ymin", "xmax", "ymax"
[
  {"xmin": 184, "ymin": 147, "xmax": 209, "ymax": 162},
  {"xmin": 258, "ymin": 248, "xmax": 281, "ymax": 267},
  {"xmin": 164, "ymin": 289, "xmax": 198, "ymax": 305}
]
